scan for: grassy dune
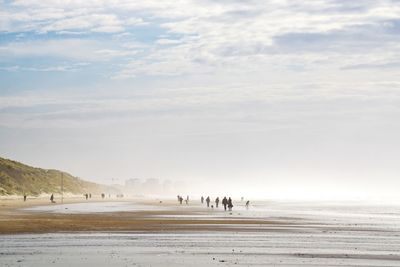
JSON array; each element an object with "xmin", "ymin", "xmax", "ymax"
[{"xmin": 0, "ymin": 157, "xmax": 105, "ymax": 196}]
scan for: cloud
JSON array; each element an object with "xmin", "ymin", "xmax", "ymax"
[
  {"xmin": 1, "ymin": 0, "xmax": 400, "ymax": 78},
  {"xmin": 0, "ymin": 65, "xmax": 19, "ymax": 71},
  {"xmin": 1, "ymin": 81, "xmax": 399, "ymax": 130},
  {"xmin": 0, "ymin": 39, "xmax": 138, "ymax": 61},
  {"xmin": 40, "ymin": 14, "xmax": 124, "ymax": 33},
  {"xmin": 1, "ymin": 65, "xmax": 79, "ymax": 72},
  {"xmin": 156, "ymin": 38, "xmax": 182, "ymax": 45},
  {"xmin": 342, "ymin": 61, "xmax": 400, "ymax": 70}
]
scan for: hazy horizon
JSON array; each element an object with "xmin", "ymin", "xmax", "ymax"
[{"xmin": 1, "ymin": 0, "xmax": 400, "ymax": 200}]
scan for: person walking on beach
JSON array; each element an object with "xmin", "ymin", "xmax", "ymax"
[
  {"xmin": 206, "ymin": 196, "xmax": 210, "ymax": 207},
  {"xmin": 201, "ymin": 196, "xmax": 204, "ymax": 204},
  {"xmin": 179, "ymin": 196, "xmax": 183, "ymax": 204},
  {"xmin": 50, "ymin": 194, "xmax": 55, "ymax": 203},
  {"xmin": 85, "ymin": 193, "xmax": 88, "ymax": 200},
  {"xmin": 245, "ymin": 200, "xmax": 250, "ymax": 210},
  {"xmin": 23, "ymin": 194, "xmax": 27, "ymax": 202},
  {"xmin": 186, "ymin": 195, "xmax": 189, "ymax": 204},
  {"xmin": 228, "ymin": 197, "xmax": 233, "ymax": 211},
  {"xmin": 215, "ymin": 197, "xmax": 219, "ymax": 208},
  {"xmin": 222, "ymin": 197, "xmax": 228, "ymax": 211}
]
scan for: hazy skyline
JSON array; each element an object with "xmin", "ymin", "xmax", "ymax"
[{"xmin": 1, "ymin": 0, "xmax": 400, "ymax": 199}]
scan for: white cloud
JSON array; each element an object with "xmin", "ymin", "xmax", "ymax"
[
  {"xmin": 2, "ymin": 0, "xmax": 400, "ymax": 77},
  {"xmin": 125, "ymin": 17, "xmax": 147, "ymax": 26},
  {"xmin": 1, "ymin": 81, "xmax": 399, "ymax": 129},
  {"xmin": 0, "ymin": 39, "xmax": 137, "ymax": 61},
  {"xmin": 156, "ymin": 39, "xmax": 182, "ymax": 45},
  {"xmin": 40, "ymin": 14, "xmax": 124, "ymax": 33}
]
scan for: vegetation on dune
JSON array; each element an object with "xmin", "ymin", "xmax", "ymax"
[{"xmin": 0, "ymin": 157, "xmax": 104, "ymax": 196}]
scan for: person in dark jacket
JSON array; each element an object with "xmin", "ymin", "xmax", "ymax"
[
  {"xmin": 215, "ymin": 197, "xmax": 219, "ymax": 208},
  {"xmin": 206, "ymin": 196, "xmax": 210, "ymax": 207},
  {"xmin": 228, "ymin": 197, "xmax": 233, "ymax": 211},
  {"xmin": 222, "ymin": 197, "xmax": 228, "ymax": 211}
]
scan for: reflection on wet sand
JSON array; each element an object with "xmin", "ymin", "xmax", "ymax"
[{"xmin": 1, "ymin": 199, "xmax": 400, "ymax": 266}]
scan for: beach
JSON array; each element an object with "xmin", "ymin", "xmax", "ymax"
[{"xmin": 1, "ymin": 197, "xmax": 400, "ymax": 266}]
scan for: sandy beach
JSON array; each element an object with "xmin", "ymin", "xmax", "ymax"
[
  {"xmin": 0, "ymin": 197, "xmax": 283, "ymax": 233},
  {"xmin": 1, "ymin": 197, "xmax": 400, "ymax": 266}
]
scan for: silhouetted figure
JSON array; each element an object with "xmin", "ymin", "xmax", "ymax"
[
  {"xmin": 101, "ymin": 193, "xmax": 105, "ymax": 199},
  {"xmin": 228, "ymin": 197, "xmax": 233, "ymax": 211},
  {"xmin": 245, "ymin": 200, "xmax": 250, "ymax": 210},
  {"xmin": 206, "ymin": 196, "xmax": 210, "ymax": 207},
  {"xmin": 215, "ymin": 197, "xmax": 219, "ymax": 208},
  {"xmin": 179, "ymin": 196, "xmax": 183, "ymax": 204},
  {"xmin": 85, "ymin": 193, "xmax": 88, "ymax": 200},
  {"xmin": 89, "ymin": 193, "xmax": 91, "ymax": 198},
  {"xmin": 201, "ymin": 196, "xmax": 204, "ymax": 203},
  {"xmin": 23, "ymin": 194, "xmax": 27, "ymax": 202},
  {"xmin": 186, "ymin": 195, "xmax": 189, "ymax": 204},
  {"xmin": 177, "ymin": 195, "xmax": 180, "ymax": 202},
  {"xmin": 50, "ymin": 194, "xmax": 55, "ymax": 203},
  {"xmin": 222, "ymin": 197, "xmax": 228, "ymax": 211}
]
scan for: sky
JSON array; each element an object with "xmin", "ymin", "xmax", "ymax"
[{"xmin": 1, "ymin": 0, "xmax": 400, "ymax": 200}]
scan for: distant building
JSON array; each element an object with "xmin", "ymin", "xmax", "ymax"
[{"xmin": 125, "ymin": 178, "xmax": 141, "ymax": 188}]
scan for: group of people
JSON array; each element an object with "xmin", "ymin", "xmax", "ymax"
[
  {"xmin": 177, "ymin": 195, "xmax": 190, "ymax": 204},
  {"xmin": 201, "ymin": 196, "xmax": 234, "ymax": 211},
  {"xmin": 43, "ymin": 192, "xmax": 249, "ymax": 210}
]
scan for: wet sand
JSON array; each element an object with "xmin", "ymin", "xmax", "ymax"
[
  {"xmin": 1, "ymin": 197, "xmax": 400, "ymax": 266},
  {"xmin": 2, "ymin": 231, "xmax": 400, "ymax": 267},
  {"xmin": 0, "ymin": 197, "xmax": 285, "ymax": 234}
]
